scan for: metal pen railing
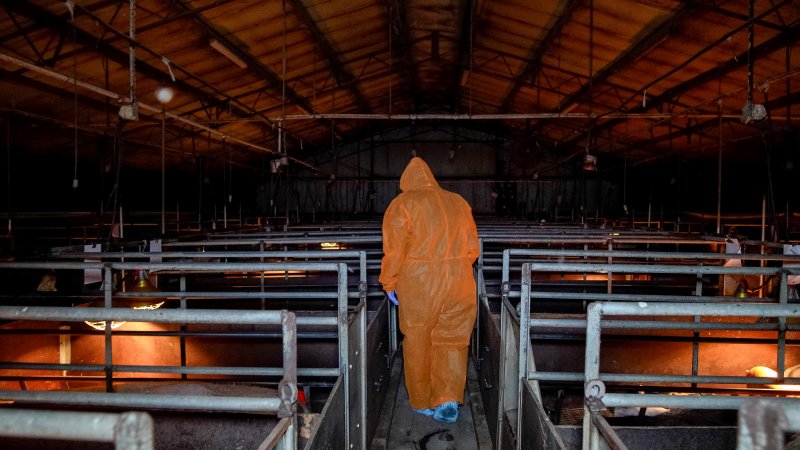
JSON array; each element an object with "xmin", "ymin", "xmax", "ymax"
[
  {"xmin": 507, "ymin": 259, "xmax": 800, "ymax": 450},
  {"xmin": 0, "ymin": 259, "xmax": 370, "ymax": 450},
  {"xmin": 0, "ymin": 409, "xmax": 154, "ymax": 450},
  {"xmin": 0, "ymin": 304, "xmax": 298, "ymax": 449},
  {"xmin": 581, "ymin": 301, "xmax": 800, "ymax": 450}
]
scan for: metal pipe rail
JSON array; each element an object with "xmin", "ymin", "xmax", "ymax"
[
  {"xmin": 582, "ymin": 301, "xmax": 800, "ymax": 450},
  {"xmin": 502, "ymin": 260, "xmax": 800, "ymax": 450},
  {"xmin": 0, "ymin": 259, "xmax": 368, "ymax": 449},
  {"xmin": 737, "ymin": 399, "xmax": 800, "ymax": 450},
  {"xmin": 0, "ymin": 409, "xmax": 154, "ymax": 450},
  {"xmin": 0, "ymin": 306, "xmax": 298, "ymax": 413}
]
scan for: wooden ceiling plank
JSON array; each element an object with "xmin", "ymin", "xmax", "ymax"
[
  {"xmin": 499, "ymin": 0, "xmax": 579, "ymax": 113},
  {"xmin": 288, "ymin": 0, "xmax": 372, "ymax": 114},
  {"xmin": 554, "ymin": 2, "xmax": 697, "ymax": 114},
  {"xmin": 171, "ymin": 0, "xmax": 315, "ymax": 115},
  {"xmin": 583, "ymin": 19, "xmax": 800, "ymax": 148}
]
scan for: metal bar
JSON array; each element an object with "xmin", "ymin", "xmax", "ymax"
[
  {"xmin": 358, "ymin": 296, "xmax": 368, "ymax": 449},
  {"xmin": 590, "ymin": 413, "xmax": 629, "ymax": 450},
  {"xmin": 0, "ymin": 260, "xmax": 343, "ymax": 271},
  {"xmin": 105, "ymin": 292, "xmax": 343, "ymax": 299},
  {"xmin": 737, "ymin": 399, "xmax": 800, "ymax": 450},
  {"xmin": 528, "ymin": 318, "xmax": 798, "ymax": 331},
  {"xmin": 530, "ymin": 262, "xmax": 800, "ymax": 275},
  {"xmin": 593, "ymin": 302, "xmax": 800, "ymax": 317},
  {"xmin": 503, "ymin": 249, "xmax": 800, "ymax": 262},
  {"xmin": 257, "ymin": 417, "xmax": 291, "ymax": 450},
  {"xmin": 52, "ymin": 250, "xmax": 366, "ymax": 259},
  {"xmin": 601, "ymin": 392, "xmax": 800, "ymax": 410},
  {"xmin": 584, "ymin": 303, "xmax": 603, "ymax": 450},
  {"xmin": 104, "ymin": 266, "xmax": 113, "ymax": 392},
  {"xmin": 0, "ymin": 390, "xmax": 281, "ymax": 413},
  {"xmin": 0, "ymin": 306, "xmax": 336, "ymax": 326},
  {"xmin": 517, "ymin": 263, "xmax": 532, "ymax": 450},
  {"xmin": 527, "ymin": 371, "xmax": 800, "ymax": 385},
  {"xmin": 336, "ymin": 262, "xmax": 351, "ymax": 450},
  {"xmin": 0, "ymin": 409, "xmax": 153, "ymax": 449},
  {"xmin": 0, "ymin": 362, "xmax": 338, "ymax": 377},
  {"xmin": 527, "ymin": 292, "xmax": 776, "ymax": 303}
]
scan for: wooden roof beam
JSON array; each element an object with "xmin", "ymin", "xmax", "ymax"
[
  {"xmin": 172, "ymin": 0, "xmax": 315, "ymax": 115},
  {"xmin": 499, "ymin": 0, "xmax": 579, "ymax": 113},
  {"xmin": 387, "ymin": 0, "xmax": 418, "ymax": 112},
  {"xmin": 553, "ymin": 2, "xmax": 697, "ymax": 114},
  {"xmin": 578, "ymin": 19, "xmax": 800, "ymax": 147},
  {"xmin": 288, "ymin": 0, "xmax": 372, "ymax": 114},
  {"xmin": 450, "ymin": 0, "xmax": 476, "ymax": 113},
  {"xmin": 5, "ymin": 1, "xmax": 265, "ymax": 124}
]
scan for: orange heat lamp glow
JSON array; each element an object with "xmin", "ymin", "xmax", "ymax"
[
  {"xmin": 746, "ymin": 366, "xmax": 800, "ymax": 391},
  {"xmin": 320, "ymin": 242, "xmax": 341, "ymax": 250},
  {"xmin": 84, "ymin": 270, "xmax": 163, "ymax": 330}
]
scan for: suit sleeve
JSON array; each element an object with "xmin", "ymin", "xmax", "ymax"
[
  {"xmin": 465, "ymin": 206, "xmax": 480, "ymax": 262},
  {"xmin": 379, "ymin": 199, "xmax": 409, "ymax": 292}
]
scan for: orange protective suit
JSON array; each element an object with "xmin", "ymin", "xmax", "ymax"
[{"xmin": 379, "ymin": 157, "xmax": 480, "ymax": 410}]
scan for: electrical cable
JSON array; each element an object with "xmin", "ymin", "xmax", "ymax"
[
  {"xmin": 105, "ymin": 119, "xmax": 126, "ymax": 246},
  {"xmin": 72, "ymin": 18, "xmax": 78, "ymax": 189}
]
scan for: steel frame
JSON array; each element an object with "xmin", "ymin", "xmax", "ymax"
[{"xmin": 0, "ymin": 258, "xmax": 371, "ymax": 450}]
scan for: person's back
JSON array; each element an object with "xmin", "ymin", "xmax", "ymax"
[{"xmin": 379, "ymin": 157, "xmax": 479, "ymax": 424}]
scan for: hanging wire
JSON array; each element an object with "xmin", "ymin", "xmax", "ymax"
[
  {"xmin": 128, "ymin": 0, "xmax": 137, "ymax": 119},
  {"xmin": 72, "ymin": 17, "xmax": 79, "ymax": 189},
  {"xmin": 282, "ymin": 0, "xmax": 287, "ymax": 121}
]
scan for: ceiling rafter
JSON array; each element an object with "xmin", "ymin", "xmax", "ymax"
[
  {"xmin": 709, "ymin": 5, "xmax": 785, "ymax": 31},
  {"xmin": 575, "ymin": 19, "xmax": 800, "ymax": 148},
  {"xmin": 449, "ymin": 0, "xmax": 477, "ymax": 113},
  {"xmin": 499, "ymin": 0, "xmax": 579, "ymax": 113},
  {"xmin": 5, "ymin": 1, "xmax": 259, "ymax": 124},
  {"xmin": 554, "ymin": 2, "xmax": 698, "ymax": 114},
  {"xmin": 171, "ymin": 0, "xmax": 315, "ymax": 115},
  {"xmin": 386, "ymin": 0, "xmax": 418, "ymax": 112},
  {"xmin": 288, "ymin": 0, "xmax": 372, "ymax": 114}
]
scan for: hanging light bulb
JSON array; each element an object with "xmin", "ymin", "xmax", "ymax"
[
  {"xmin": 125, "ymin": 269, "xmax": 165, "ymax": 310},
  {"xmin": 582, "ymin": 153, "xmax": 597, "ymax": 171},
  {"xmin": 83, "ymin": 269, "xmax": 163, "ymax": 331},
  {"xmin": 155, "ymin": 85, "xmax": 175, "ymax": 104}
]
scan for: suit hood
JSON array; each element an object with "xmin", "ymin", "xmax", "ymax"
[{"xmin": 399, "ymin": 157, "xmax": 439, "ymax": 192}]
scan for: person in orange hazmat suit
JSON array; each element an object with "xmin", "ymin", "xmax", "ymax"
[{"xmin": 379, "ymin": 156, "xmax": 480, "ymax": 424}]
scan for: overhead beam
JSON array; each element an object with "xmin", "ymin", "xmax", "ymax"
[
  {"xmin": 499, "ymin": 0, "xmax": 579, "ymax": 113},
  {"xmin": 171, "ymin": 0, "xmax": 315, "ymax": 115},
  {"xmin": 5, "ymin": 1, "xmax": 260, "ymax": 124},
  {"xmin": 288, "ymin": 0, "xmax": 372, "ymax": 114},
  {"xmin": 0, "ymin": 51, "xmax": 346, "ymax": 179},
  {"xmin": 553, "ymin": 2, "xmax": 697, "ymax": 114},
  {"xmin": 561, "ymin": 2, "xmax": 798, "ymax": 150}
]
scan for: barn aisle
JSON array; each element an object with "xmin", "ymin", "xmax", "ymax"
[{"xmin": 370, "ymin": 347, "xmax": 492, "ymax": 450}]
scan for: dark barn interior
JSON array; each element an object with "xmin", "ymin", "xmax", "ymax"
[{"xmin": 1, "ymin": 1, "xmax": 800, "ymax": 449}]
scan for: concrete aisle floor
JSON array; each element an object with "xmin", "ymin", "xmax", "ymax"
[{"xmin": 371, "ymin": 349, "xmax": 492, "ymax": 450}]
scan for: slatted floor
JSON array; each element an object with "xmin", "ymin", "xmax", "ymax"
[{"xmin": 371, "ymin": 348, "xmax": 492, "ymax": 450}]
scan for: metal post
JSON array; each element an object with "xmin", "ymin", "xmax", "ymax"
[
  {"xmin": 584, "ymin": 302, "xmax": 603, "ymax": 450},
  {"xmin": 517, "ymin": 263, "xmax": 532, "ymax": 450},
  {"xmin": 161, "ymin": 110, "xmax": 165, "ymax": 236},
  {"xmin": 103, "ymin": 266, "xmax": 113, "ymax": 392},
  {"xmin": 336, "ymin": 262, "xmax": 350, "ymax": 450},
  {"xmin": 179, "ymin": 271, "xmax": 187, "ymax": 380},
  {"xmin": 777, "ymin": 272, "xmax": 788, "ymax": 380}
]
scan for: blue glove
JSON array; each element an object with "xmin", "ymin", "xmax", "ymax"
[{"xmin": 387, "ymin": 290, "xmax": 398, "ymax": 306}]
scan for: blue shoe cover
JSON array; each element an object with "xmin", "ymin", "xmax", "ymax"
[
  {"xmin": 433, "ymin": 401, "xmax": 459, "ymax": 424},
  {"xmin": 413, "ymin": 408, "xmax": 435, "ymax": 417}
]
